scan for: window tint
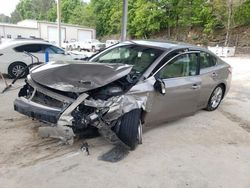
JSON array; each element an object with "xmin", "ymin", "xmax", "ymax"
[
  {"xmin": 14, "ymin": 44, "xmax": 42, "ymax": 53},
  {"xmin": 158, "ymin": 53, "xmax": 198, "ymax": 79},
  {"xmin": 200, "ymin": 52, "xmax": 216, "ymax": 69},
  {"xmin": 15, "ymin": 44, "xmax": 65, "ymax": 54},
  {"xmin": 46, "ymin": 45, "xmax": 65, "ymax": 54}
]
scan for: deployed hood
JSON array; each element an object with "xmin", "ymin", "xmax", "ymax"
[{"xmin": 30, "ymin": 61, "xmax": 133, "ymax": 93}]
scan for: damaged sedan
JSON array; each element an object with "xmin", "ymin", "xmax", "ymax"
[{"xmin": 14, "ymin": 40, "xmax": 232, "ymax": 150}]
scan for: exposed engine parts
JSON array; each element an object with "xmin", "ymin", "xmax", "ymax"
[{"xmin": 15, "ymin": 73, "xmax": 148, "ymax": 148}]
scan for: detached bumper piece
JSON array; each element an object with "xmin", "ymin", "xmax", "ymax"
[{"xmin": 14, "ymin": 97, "xmax": 61, "ymax": 124}]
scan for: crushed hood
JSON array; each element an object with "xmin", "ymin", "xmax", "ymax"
[{"xmin": 30, "ymin": 61, "xmax": 133, "ymax": 93}]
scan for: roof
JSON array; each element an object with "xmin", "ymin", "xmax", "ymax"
[
  {"xmin": 131, "ymin": 40, "xmax": 208, "ymax": 52},
  {"xmin": 0, "ymin": 39, "xmax": 50, "ymax": 50},
  {"xmin": 17, "ymin": 19, "xmax": 95, "ymax": 31},
  {"xmin": 0, "ymin": 22, "xmax": 37, "ymax": 29}
]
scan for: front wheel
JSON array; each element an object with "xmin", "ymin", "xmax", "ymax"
[
  {"xmin": 115, "ymin": 109, "xmax": 142, "ymax": 150},
  {"xmin": 205, "ymin": 85, "xmax": 224, "ymax": 111},
  {"xmin": 8, "ymin": 62, "xmax": 28, "ymax": 78}
]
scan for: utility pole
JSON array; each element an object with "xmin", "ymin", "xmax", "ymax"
[
  {"xmin": 57, "ymin": 0, "xmax": 62, "ymax": 47},
  {"xmin": 225, "ymin": 0, "xmax": 233, "ymax": 47},
  {"xmin": 121, "ymin": 0, "xmax": 128, "ymax": 42}
]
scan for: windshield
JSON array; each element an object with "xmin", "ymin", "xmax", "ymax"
[{"xmin": 90, "ymin": 44, "xmax": 163, "ymax": 74}]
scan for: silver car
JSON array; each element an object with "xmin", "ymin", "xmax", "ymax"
[{"xmin": 14, "ymin": 40, "xmax": 232, "ymax": 149}]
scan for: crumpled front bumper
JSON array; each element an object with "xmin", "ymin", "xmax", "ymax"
[
  {"xmin": 14, "ymin": 97, "xmax": 75, "ymax": 144},
  {"xmin": 14, "ymin": 97, "xmax": 61, "ymax": 124},
  {"xmin": 14, "ymin": 76, "xmax": 151, "ymax": 145}
]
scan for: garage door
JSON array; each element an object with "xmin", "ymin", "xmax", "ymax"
[
  {"xmin": 77, "ymin": 30, "xmax": 92, "ymax": 41},
  {"xmin": 48, "ymin": 27, "xmax": 66, "ymax": 45}
]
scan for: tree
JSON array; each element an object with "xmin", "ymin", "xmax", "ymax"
[
  {"xmin": 69, "ymin": 3, "xmax": 96, "ymax": 27},
  {"xmin": 234, "ymin": 0, "xmax": 250, "ymax": 26},
  {"xmin": 129, "ymin": 0, "xmax": 166, "ymax": 38},
  {"xmin": 10, "ymin": 0, "xmax": 56, "ymax": 23},
  {"xmin": 0, "ymin": 14, "xmax": 11, "ymax": 23},
  {"xmin": 8, "ymin": 0, "xmax": 250, "ymax": 41}
]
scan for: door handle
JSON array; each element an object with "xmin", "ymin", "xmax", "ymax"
[{"xmin": 191, "ymin": 84, "xmax": 200, "ymax": 89}]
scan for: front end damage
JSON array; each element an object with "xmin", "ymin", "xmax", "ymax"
[{"xmin": 14, "ymin": 62, "xmax": 152, "ymax": 148}]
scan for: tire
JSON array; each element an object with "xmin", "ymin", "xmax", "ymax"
[
  {"xmin": 115, "ymin": 109, "xmax": 142, "ymax": 150},
  {"xmin": 8, "ymin": 62, "xmax": 28, "ymax": 78},
  {"xmin": 205, "ymin": 85, "xmax": 224, "ymax": 111}
]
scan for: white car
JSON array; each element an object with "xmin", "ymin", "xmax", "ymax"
[
  {"xmin": 0, "ymin": 39, "xmax": 79, "ymax": 78},
  {"xmin": 105, "ymin": 40, "xmax": 119, "ymax": 47},
  {"xmin": 75, "ymin": 39, "xmax": 106, "ymax": 52}
]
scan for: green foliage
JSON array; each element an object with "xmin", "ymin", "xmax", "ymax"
[
  {"xmin": 129, "ymin": 0, "xmax": 165, "ymax": 38},
  {"xmin": 234, "ymin": 0, "xmax": 250, "ymax": 26},
  {"xmin": 9, "ymin": 0, "xmax": 250, "ymax": 38},
  {"xmin": 69, "ymin": 3, "xmax": 96, "ymax": 27},
  {"xmin": 91, "ymin": 0, "xmax": 122, "ymax": 36},
  {"xmin": 10, "ymin": 0, "xmax": 56, "ymax": 23},
  {"xmin": 0, "ymin": 14, "xmax": 11, "ymax": 23}
]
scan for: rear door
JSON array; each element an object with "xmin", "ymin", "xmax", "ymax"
[
  {"xmin": 197, "ymin": 52, "xmax": 219, "ymax": 108},
  {"xmin": 144, "ymin": 52, "xmax": 201, "ymax": 125}
]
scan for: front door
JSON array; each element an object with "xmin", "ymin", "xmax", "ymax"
[{"xmin": 144, "ymin": 52, "xmax": 201, "ymax": 125}]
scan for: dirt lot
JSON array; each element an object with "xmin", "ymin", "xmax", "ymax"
[{"xmin": 0, "ymin": 56, "xmax": 250, "ymax": 188}]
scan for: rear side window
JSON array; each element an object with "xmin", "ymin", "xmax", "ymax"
[
  {"xmin": 14, "ymin": 44, "xmax": 43, "ymax": 53},
  {"xmin": 43, "ymin": 45, "xmax": 65, "ymax": 54},
  {"xmin": 200, "ymin": 52, "xmax": 217, "ymax": 69}
]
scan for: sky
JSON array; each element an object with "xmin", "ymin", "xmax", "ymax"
[
  {"xmin": 0, "ymin": 0, "xmax": 20, "ymax": 16},
  {"xmin": 0, "ymin": 0, "xmax": 91, "ymax": 17}
]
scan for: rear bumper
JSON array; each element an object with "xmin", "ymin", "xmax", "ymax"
[{"xmin": 14, "ymin": 97, "xmax": 61, "ymax": 124}]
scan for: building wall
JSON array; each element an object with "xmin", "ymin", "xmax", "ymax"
[
  {"xmin": 0, "ymin": 24, "xmax": 39, "ymax": 39},
  {"xmin": 38, "ymin": 22, "xmax": 96, "ymax": 43},
  {"xmin": 0, "ymin": 20, "xmax": 96, "ymax": 45}
]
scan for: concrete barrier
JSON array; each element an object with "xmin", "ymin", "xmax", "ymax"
[{"xmin": 208, "ymin": 46, "xmax": 236, "ymax": 57}]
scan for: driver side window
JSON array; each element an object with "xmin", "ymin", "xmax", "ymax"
[{"xmin": 158, "ymin": 53, "xmax": 198, "ymax": 79}]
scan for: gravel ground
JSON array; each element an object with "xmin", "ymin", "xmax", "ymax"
[{"xmin": 0, "ymin": 56, "xmax": 250, "ymax": 188}]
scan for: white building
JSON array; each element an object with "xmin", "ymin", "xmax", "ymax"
[{"xmin": 0, "ymin": 19, "xmax": 96, "ymax": 44}]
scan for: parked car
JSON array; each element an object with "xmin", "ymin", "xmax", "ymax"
[
  {"xmin": 62, "ymin": 39, "xmax": 77, "ymax": 51},
  {"xmin": 14, "ymin": 40, "xmax": 232, "ymax": 150},
  {"xmin": 0, "ymin": 39, "xmax": 81, "ymax": 78},
  {"xmin": 75, "ymin": 39, "xmax": 106, "ymax": 52},
  {"xmin": 106, "ymin": 40, "xmax": 119, "ymax": 47}
]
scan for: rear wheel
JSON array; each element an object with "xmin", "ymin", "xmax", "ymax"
[
  {"xmin": 115, "ymin": 109, "xmax": 142, "ymax": 150},
  {"xmin": 205, "ymin": 85, "xmax": 224, "ymax": 111},
  {"xmin": 8, "ymin": 62, "xmax": 28, "ymax": 78}
]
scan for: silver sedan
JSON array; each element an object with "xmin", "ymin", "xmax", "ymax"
[{"xmin": 14, "ymin": 40, "xmax": 232, "ymax": 150}]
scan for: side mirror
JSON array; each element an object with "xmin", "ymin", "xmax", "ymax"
[{"xmin": 154, "ymin": 79, "xmax": 166, "ymax": 95}]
